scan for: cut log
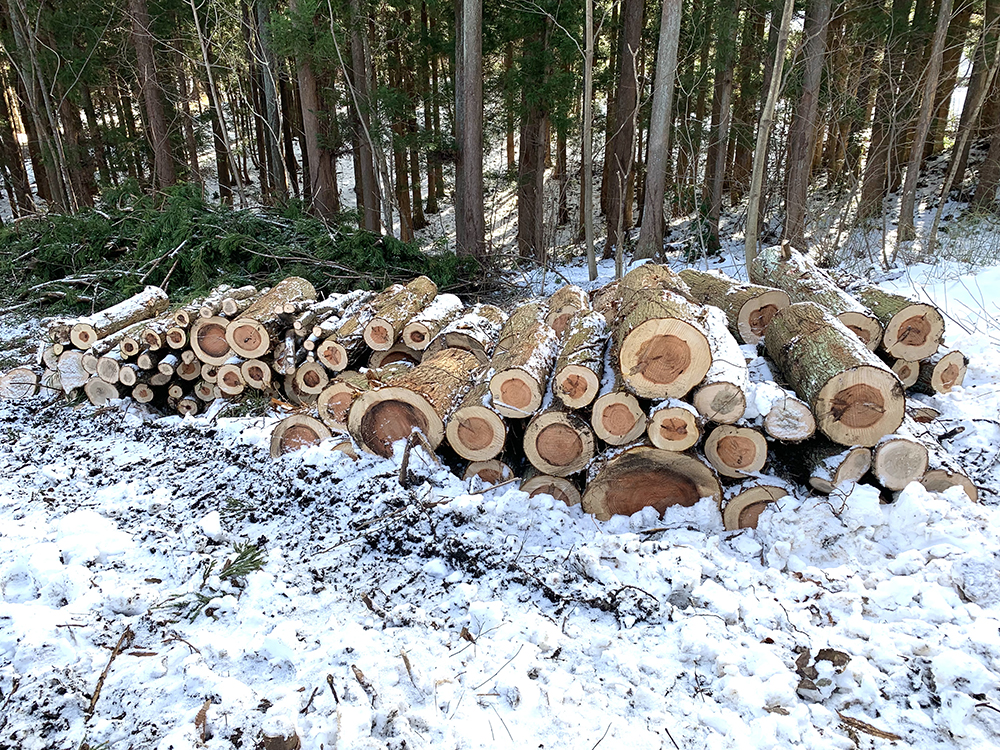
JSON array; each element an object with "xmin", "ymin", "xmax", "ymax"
[
  {"xmin": 764, "ymin": 302, "xmax": 905, "ymax": 446},
  {"xmin": 197, "ymin": 284, "xmax": 255, "ymax": 318},
  {"xmin": 270, "ymin": 414, "xmax": 332, "ymax": 458},
  {"xmin": 217, "ymin": 359, "xmax": 247, "ymax": 396},
  {"xmin": 240, "ymin": 359, "xmax": 272, "ymax": 389},
  {"xmin": 546, "ymin": 285, "xmax": 591, "ymax": 337},
  {"xmin": 45, "ymin": 316, "xmax": 75, "ymax": 345},
  {"xmin": 488, "ymin": 302, "xmax": 559, "ymax": 418},
  {"xmin": 402, "ymin": 294, "xmax": 464, "ymax": 350},
  {"xmin": 149, "ymin": 371, "xmax": 172, "ymax": 387},
  {"xmin": 722, "ymin": 480, "xmax": 788, "ymax": 531},
  {"xmin": 41, "ymin": 369, "xmax": 61, "ymax": 395},
  {"xmin": 201, "ymin": 363, "xmax": 220, "ymax": 383},
  {"xmin": 445, "ymin": 380, "xmax": 507, "ymax": 461},
  {"xmin": 226, "ymin": 277, "xmax": 317, "ymax": 358},
  {"xmin": 854, "ymin": 285, "xmax": 944, "ymax": 360},
  {"xmin": 177, "ymin": 358, "xmax": 202, "ymax": 381},
  {"xmin": 41, "ymin": 345, "xmax": 61, "ymax": 371},
  {"xmin": 748, "ymin": 379, "xmax": 817, "ymax": 442},
  {"xmin": 348, "ymin": 348, "xmax": 483, "ymax": 457},
  {"xmin": 165, "ymin": 326, "xmax": 187, "ymax": 350},
  {"xmin": 173, "ymin": 284, "xmax": 229, "ymax": 326},
  {"xmin": 692, "ymin": 306, "xmax": 749, "ymax": 424},
  {"xmin": 523, "ymin": 410, "xmax": 596, "ymax": 477},
  {"xmin": 802, "ymin": 440, "xmax": 872, "ymax": 494},
  {"xmin": 131, "ymin": 383, "xmax": 156, "ymax": 403},
  {"xmin": 424, "ymin": 303, "xmax": 508, "ymax": 362},
  {"xmin": 329, "ymin": 439, "xmax": 359, "ymax": 459},
  {"xmin": 0, "ymin": 367, "xmax": 40, "ymax": 399},
  {"xmin": 913, "ymin": 350, "xmax": 968, "ymax": 395},
  {"xmin": 91, "ymin": 320, "xmax": 149, "ymax": 358},
  {"xmin": 907, "ymin": 403, "xmax": 941, "ymax": 423},
  {"xmin": 591, "ymin": 344, "xmax": 647, "ymax": 445},
  {"xmin": 896, "ymin": 416, "xmax": 978, "ymax": 502},
  {"xmin": 368, "ymin": 343, "xmax": 422, "ymax": 368},
  {"xmin": 704, "ymin": 425, "xmax": 768, "ymax": 478},
  {"xmin": 84, "ymin": 376, "xmax": 118, "ymax": 406},
  {"xmin": 316, "ymin": 288, "xmax": 393, "ymax": 372},
  {"xmin": 611, "ymin": 287, "xmax": 711, "ymax": 399},
  {"xmin": 194, "ymin": 380, "xmax": 219, "ymax": 402},
  {"xmin": 521, "ymin": 472, "xmax": 582, "ymax": 506},
  {"xmin": 316, "ymin": 365, "xmax": 411, "ymax": 433},
  {"xmin": 678, "ymin": 268, "xmax": 791, "ymax": 345},
  {"xmin": 96, "ymin": 352, "xmax": 124, "ymax": 384},
  {"xmin": 175, "ymin": 396, "xmax": 199, "ymax": 416},
  {"xmin": 221, "ymin": 287, "xmax": 268, "ymax": 317},
  {"xmin": 136, "ymin": 350, "xmax": 163, "ymax": 371},
  {"xmin": 463, "ymin": 459, "xmax": 515, "ymax": 486},
  {"xmin": 647, "ymin": 400, "xmax": 702, "ymax": 451},
  {"xmin": 872, "ymin": 433, "xmax": 929, "ymax": 491},
  {"xmin": 139, "ymin": 310, "xmax": 180, "ymax": 351},
  {"xmin": 551, "ymin": 310, "xmax": 606, "ymax": 409},
  {"xmin": 118, "ymin": 364, "xmax": 143, "ymax": 388},
  {"xmin": 292, "ymin": 308, "xmax": 317, "ymax": 335},
  {"xmin": 81, "ymin": 352, "xmax": 99, "ymax": 375},
  {"xmin": 69, "ymin": 286, "xmax": 169, "ymax": 349},
  {"xmin": 750, "ymin": 246, "xmax": 882, "ymax": 349},
  {"xmin": 293, "ymin": 361, "xmax": 329, "ymax": 396},
  {"xmin": 891, "ymin": 359, "xmax": 920, "ymax": 388},
  {"xmin": 582, "ymin": 445, "xmax": 722, "ymax": 521},
  {"xmin": 363, "ymin": 275, "xmax": 438, "ymax": 350},
  {"xmin": 57, "ymin": 350, "xmax": 90, "ymax": 392},
  {"xmin": 157, "ymin": 353, "xmax": 180, "ymax": 378},
  {"xmin": 190, "ymin": 316, "xmax": 234, "ymax": 365}
]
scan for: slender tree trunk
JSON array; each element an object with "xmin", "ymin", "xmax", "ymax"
[
  {"xmin": 58, "ymin": 94, "xmax": 95, "ymax": 207},
  {"xmin": 0, "ymin": 67, "xmax": 34, "ymax": 214},
  {"xmin": 583, "ymin": 0, "xmax": 596, "ymax": 279},
  {"xmin": 888, "ymin": 0, "xmax": 934, "ymax": 194},
  {"xmin": 455, "ymin": 0, "xmax": 485, "ymax": 258},
  {"xmin": 256, "ymin": 0, "xmax": 288, "ymax": 201},
  {"xmin": 174, "ymin": 63, "xmax": 202, "ymax": 186},
  {"xmin": 421, "ymin": 2, "xmax": 438, "ymax": 214},
  {"xmin": 703, "ymin": 0, "xmax": 738, "ymax": 252},
  {"xmin": 600, "ymin": 2, "xmax": 620, "ymax": 216},
  {"xmin": 348, "ymin": 0, "xmax": 381, "ymax": 233},
  {"xmin": 390, "ymin": 36, "xmax": 413, "ymax": 242},
  {"xmin": 130, "ymin": 0, "xmax": 176, "ymax": 190},
  {"xmin": 518, "ymin": 105, "xmax": 547, "ymax": 261},
  {"xmin": 927, "ymin": 0, "xmax": 971, "ymax": 157},
  {"xmin": 951, "ymin": 0, "xmax": 999, "ymax": 188},
  {"xmin": 279, "ymin": 73, "xmax": 299, "ymax": 198},
  {"xmin": 11, "ymin": 72, "xmax": 48, "ymax": 204}
]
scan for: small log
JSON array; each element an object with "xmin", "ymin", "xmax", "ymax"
[
  {"xmin": 611, "ymin": 287, "xmax": 711, "ymax": 399},
  {"xmin": 402, "ymin": 293, "xmax": 464, "ymax": 350},
  {"xmin": 546, "ymin": 284, "xmax": 591, "ymax": 337},
  {"xmin": 317, "ymin": 365, "xmax": 411, "ymax": 433},
  {"xmin": 131, "ymin": 383, "xmax": 156, "ymax": 403},
  {"xmin": 764, "ymin": 302, "xmax": 905, "ymax": 446},
  {"xmin": 176, "ymin": 396, "xmax": 199, "ymax": 416},
  {"xmin": 329, "ymin": 439, "xmax": 359, "ymax": 459},
  {"xmin": 0, "ymin": 367, "xmax": 40, "ymax": 399},
  {"xmin": 523, "ymin": 410, "xmax": 596, "ymax": 477},
  {"xmin": 912, "ymin": 350, "xmax": 968, "ymax": 395},
  {"xmin": 463, "ymin": 459, "xmax": 515, "ymax": 486},
  {"xmin": 91, "ymin": 320, "xmax": 149, "ymax": 358},
  {"xmin": 176, "ymin": 358, "xmax": 202, "ymax": 381},
  {"xmin": 227, "ymin": 277, "xmax": 317, "ymax": 358},
  {"xmin": 363, "ymin": 275, "xmax": 438, "ymax": 351},
  {"xmin": 348, "ymin": 348, "xmax": 483, "ymax": 457},
  {"xmin": 96, "ymin": 352, "xmax": 124, "ymax": 384},
  {"xmin": 157, "ymin": 353, "xmax": 180, "ymax": 378},
  {"xmin": 190, "ymin": 316, "xmax": 234, "ymax": 365},
  {"xmin": 57, "ymin": 350, "xmax": 90, "ymax": 392},
  {"xmin": 240, "ymin": 359, "xmax": 272, "ymax": 389},
  {"xmin": 309, "ymin": 290, "xmax": 375, "ymax": 343},
  {"xmin": 81, "ymin": 352, "xmax": 99, "ymax": 375},
  {"xmin": 69, "ymin": 286, "xmax": 170, "ymax": 349},
  {"xmin": 445, "ymin": 380, "xmax": 507, "ymax": 461},
  {"xmin": 751, "ymin": 246, "xmax": 882, "ymax": 349},
  {"xmin": 692, "ymin": 306, "xmax": 749, "ymax": 424},
  {"xmin": 854, "ymin": 285, "xmax": 944, "ymax": 360},
  {"xmin": 165, "ymin": 326, "xmax": 187, "ymax": 350},
  {"xmin": 45, "ymin": 316, "xmax": 75, "ymax": 345},
  {"xmin": 678, "ymin": 268, "xmax": 791, "ymax": 345},
  {"xmin": 292, "ymin": 308, "xmax": 317, "ymax": 335},
  {"xmin": 488, "ymin": 302, "xmax": 558, "ymax": 418},
  {"xmin": 168, "ymin": 383, "xmax": 185, "ymax": 400},
  {"xmin": 551, "ymin": 310, "xmax": 605, "ymax": 409},
  {"xmin": 194, "ymin": 380, "xmax": 219, "ymax": 402},
  {"xmin": 149, "ymin": 371, "xmax": 172, "ymax": 387},
  {"xmin": 521, "ymin": 471, "xmax": 582, "ymax": 506},
  {"xmin": 201, "ymin": 363, "xmax": 220, "ymax": 383},
  {"xmin": 221, "ymin": 287, "xmax": 267, "ymax": 317},
  {"xmin": 84, "ymin": 376, "xmax": 118, "ymax": 406},
  {"xmin": 41, "ymin": 368, "xmax": 61, "ymax": 395},
  {"xmin": 270, "ymin": 415, "xmax": 332, "ymax": 458},
  {"xmin": 891, "ymin": 359, "xmax": 919, "ymax": 388},
  {"xmin": 591, "ymin": 344, "xmax": 647, "ymax": 445},
  {"xmin": 897, "ymin": 416, "xmax": 978, "ymax": 502},
  {"xmin": 293, "ymin": 361, "xmax": 330, "ymax": 396},
  {"xmin": 117, "ymin": 364, "xmax": 143, "ymax": 388},
  {"xmin": 872, "ymin": 432, "xmax": 929, "ymax": 491},
  {"xmin": 139, "ymin": 310, "xmax": 179, "ymax": 351},
  {"xmin": 704, "ymin": 424, "xmax": 768, "ymax": 478},
  {"xmin": 907, "ymin": 403, "xmax": 940, "ymax": 423},
  {"xmin": 41, "ymin": 344, "xmax": 61, "ymax": 371},
  {"xmin": 197, "ymin": 284, "xmax": 254, "ymax": 318},
  {"xmin": 368, "ymin": 343, "xmax": 422, "ymax": 368},
  {"xmin": 582, "ymin": 445, "xmax": 722, "ymax": 521},
  {"xmin": 722, "ymin": 480, "xmax": 788, "ymax": 531},
  {"xmin": 136, "ymin": 350, "xmax": 163, "ymax": 371},
  {"xmin": 803, "ymin": 440, "xmax": 872, "ymax": 494},
  {"xmin": 217, "ymin": 359, "xmax": 247, "ymax": 396},
  {"xmin": 748, "ymin": 379, "xmax": 816, "ymax": 442},
  {"xmin": 424, "ymin": 303, "xmax": 508, "ymax": 362},
  {"xmin": 647, "ymin": 400, "xmax": 702, "ymax": 451},
  {"xmin": 173, "ymin": 284, "xmax": 230, "ymax": 326}
]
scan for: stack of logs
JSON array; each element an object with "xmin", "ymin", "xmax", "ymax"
[{"xmin": 2, "ymin": 249, "xmax": 975, "ymax": 529}]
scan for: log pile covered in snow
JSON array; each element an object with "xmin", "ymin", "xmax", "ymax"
[{"xmin": 2, "ymin": 251, "xmax": 978, "ymax": 527}]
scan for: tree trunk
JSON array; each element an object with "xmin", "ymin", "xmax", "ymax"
[
  {"xmin": 130, "ymin": 0, "xmax": 176, "ymax": 189},
  {"xmin": 517, "ymin": 102, "xmax": 547, "ymax": 261},
  {"xmin": 455, "ymin": 0, "xmax": 485, "ymax": 259},
  {"xmin": 927, "ymin": 0, "xmax": 972, "ymax": 157},
  {"xmin": 583, "ymin": 0, "xmax": 597, "ymax": 279},
  {"xmin": 348, "ymin": 0, "xmax": 382, "ymax": 233},
  {"xmin": 677, "ymin": 268, "xmax": 790, "ymax": 345},
  {"xmin": 488, "ymin": 302, "xmax": 558, "ymax": 418},
  {"xmin": 256, "ymin": 0, "xmax": 288, "ymax": 201},
  {"xmin": 951, "ymin": 0, "xmax": 999, "ymax": 188},
  {"xmin": 702, "ymin": 0, "xmax": 738, "ymax": 252},
  {"xmin": 0, "ymin": 70, "xmax": 33, "ymax": 215}
]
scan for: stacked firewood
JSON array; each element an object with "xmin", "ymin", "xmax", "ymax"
[{"xmin": 2, "ymin": 251, "xmax": 975, "ymax": 527}]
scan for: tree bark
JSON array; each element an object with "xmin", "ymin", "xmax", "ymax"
[
  {"xmin": 130, "ymin": 0, "xmax": 176, "ymax": 189},
  {"xmin": 348, "ymin": 0, "xmax": 382, "ymax": 233},
  {"xmin": 455, "ymin": 0, "xmax": 485, "ymax": 259}
]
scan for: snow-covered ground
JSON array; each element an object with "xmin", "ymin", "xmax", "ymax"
[{"xmin": 2, "ymin": 245, "xmax": 1000, "ymax": 750}]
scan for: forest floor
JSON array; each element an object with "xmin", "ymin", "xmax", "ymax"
[{"xmin": 3, "ymin": 151, "xmax": 1000, "ymax": 749}]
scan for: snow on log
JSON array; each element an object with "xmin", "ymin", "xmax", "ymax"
[
  {"xmin": 363, "ymin": 275, "xmax": 438, "ymax": 351},
  {"xmin": 190, "ymin": 316, "xmax": 234, "ymax": 366},
  {"xmin": 464, "ymin": 459, "xmax": 515, "ymax": 486},
  {"xmin": 678, "ymin": 268, "xmax": 791, "ymax": 345},
  {"xmin": 552, "ymin": 310, "xmax": 605, "ymax": 409},
  {"xmin": 872, "ymin": 431, "xmax": 929, "ymax": 491},
  {"xmin": 348, "ymin": 348, "xmax": 483, "ymax": 457},
  {"xmin": 764, "ymin": 302, "xmax": 905, "ymax": 446},
  {"xmin": 96, "ymin": 351, "xmax": 124, "ymax": 384},
  {"xmin": 722, "ymin": 480, "xmax": 789, "ymax": 531},
  {"xmin": 41, "ymin": 369, "xmax": 60, "ymax": 395},
  {"xmin": 546, "ymin": 285, "xmax": 591, "ymax": 337},
  {"xmin": 445, "ymin": 380, "xmax": 507, "ymax": 461},
  {"xmin": 402, "ymin": 294, "xmax": 464, "ymax": 350},
  {"xmin": 746, "ymin": 377, "xmax": 817, "ymax": 442},
  {"xmin": 582, "ymin": 445, "xmax": 722, "ymax": 521},
  {"xmin": 692, "ymin": 306, "xmax": 749, "ymax": 424},
  {"xmin": 488, "ymin": 302, "xmax": 558, "ymax": 418},
  {"xmin": 425, "ymin": 303, "xmax": 508, "ymax": 362},
  {"xmin": 0, "ymin": 367, "xmax": 40, "ymax": 399},
  {"xmin": 521, "ymin": 471, "xmax": 582, "ymax": 506},
  {"xmin": 270, "ymin": 415, "xmax": 332, "ymax": 458},
  {"xmin": 84, "ymin": 376, "xmax": 118, "ymax": 406},
  {"xmin": 912, "ymin": 350, "xmax": 968, "ymax": 395},
  {"xmin": 704, "ymin": 424, "xmax": 768, "ymax": 478},
  {"xmin": 317, "ymin": 285, "xmax": 403, "ymax": 371},
  {"xmin": 591, "ymin": 343, "xmax": 647, "ymax": 445},
  {"xmin": 647, "ymin": 399, "xmax": 702, "ymax": 451},
  {"xmin": 197, "ymin": 284, "xmax": 256, "ymax": 318},
  {"xmin": 226, "ymin": 277, "xmax": 317, "ymax": 358},
  {"xmin": 523, "ymin": 410, "xmax": 596, "ymax": 477},
  {"xmin": 751, "ymin": 245, "xmax": 882, "ymax": 349},
  {"xmin": 57, "ymin": 350, "xmax": 90, "ymax": 392},
  {"xmin": 854, "ymin": 285, "xmax": 944, "ymax": 361},
  {"xmin": 69, "ymin": 286, "xmax": 170, "ymax": 349}
]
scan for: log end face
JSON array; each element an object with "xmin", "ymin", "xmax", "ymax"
[
  {"xmin": 490, "ymin": 370, "xmax": 541, "ymax": 418},
  {"xmin": 446, "ymin": 407, "xmax": 506, "ymax": 461},
  {"xmin": 193, "ymin": 318, "xmax": 234, "ymax": 365},
  {"xmin": 874, "ymin": 438, "xmax": 929, "ymax": 491},
  {"xmin": 816, "ymin": 366, "xmax": 905, "ymax": 447},
  {"xmin": 837, "ymin": 312, "xmax": 883, "ymax": 351},
  {"xmin": 521, "ymin": 475, "xmax": 582, "ymax": 507},
  {"xmin": 885, "ymin": 305, "xmax": 944, "ymax": 361},
  {"xmin": 592, "ymin": 394, "xmax": 646, "ymax": 445},
  {"xmin": 620, "ymin": 319, "xmax": 711, "ymax": 399},
  {"xmin": 227, "ymin": 319, "xmax": 269, "ymax": 359},
  {"xmin": 737, "ymin": 290, "xmax": 790, "ymax": 345},
  {"xmin": 350, "ymin": 387, "xmax": 442, "ymax": 458},
  {"xmin": 555, "ymin": 365, "xmax": 600, "ymax": 409},
  {"xmin": 365, "ymin": 319, "xmax": 396, "ymax": 351},
  {"xmin": 693, "ymin": 383, "xmax": 747, "ymax": 425}
]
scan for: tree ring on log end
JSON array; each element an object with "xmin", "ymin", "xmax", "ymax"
[
  {"xmin": 192, "ymin": 318, "xmax": 233, "ymax": 365},
  {"xmin": 705, "ymin": 425, "xmax": 767, "ymax": 478},
  {"xmin": 874, "ymin": 438, "xmax": 929, "ymax": 491},
  {"xmin": 366, "ymin": 321, "xmax": 393, "ymax": 349},
  {"xmin": 536, "ymin": 423, "xmax": 583, "ymax": 467},
  {"xmin": 737, "ymin": 289, "xmax": 790, "ymax": 344},
  {"xmin": 457, "ymin": 417, "xmax": 494, "ymax": 451},
  {"xmin": 555, "ymin": 364, "xmax": 600, "ymax": 408},
  {"xmin": 892, "ymin": 360, "xmax": 918, "ymax": 388},
  {"xmin": 464, "ymin": 459, "xmax": 514, "ymax": 486},
  {"xmin": 722, "ymin": 485, "xmax": 787, "ymax": 531},
  {"xmin": 521, "ymin": 475, "xmax": 581, "ymax": 506},
  {"xmin": 592, "ymin": 393, "xmax": 647, "ymax": 445},
  {"xmin": 647, "ymin": 405, "xmax": 700, "ymax": 451},
  {"xmin": 227, "ymin": 318, "xmax": 270, "ymax": 358},
  {"xmin": 836, "ymin": 312, "xmax": 882, "ymax": 351},
  {"xmin": 270, "ymin": 415, "xmax": 332, "ymax": 458},
  {"xmin": 884, "ymin": 304, "xmax": 943, "ymax": 360},
  {"xmin": 816, "ymin": 366, "xmax": 904, "ymax": 447},
  {"xmin": 348, "ymin": 386, "xmax": 443, "ymax": 457},
  {"xmin": 490, "ymin": 370, "xmax": 542, "ymax": 418},
  {"xmin": 524, "ymin": 412, "xmax": 594, "ymax": 476},
  {"xmin": 316, "ymin": 341, "xmax": 348, "ymax": 372},
  {"xmin": 693, "ymin": 383, "xmax": 746, "ymax": 425},
  {"xmin": 620, "ymin": 318, "xmax": 710, "ymax": 398},
  {"xmin": 446, "ymin": 405, "xmax": 506, "ymax": 461}
]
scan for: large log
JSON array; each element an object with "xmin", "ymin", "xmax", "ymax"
[
  {"xmin": 523, "ymin": 410, "xmax": 596, "ymax": 477},
  {"xmin": 646, "ymin": 400, "xmax": 702, "ymax": 451},
  {"xmin": 582, "ymin": 445, "xmax": 722, "ymax": 521},
  {"xmin": 704, "ymin": 424, "xmax": 768, "ymax": 478},
  {"xmin": 0, "ymin": 367, "xmax": 40, "ymax": 399},
  {"xmin": 912, "ymin": 350, "xmax": 968, "ymax": 395},
  {"xmin": 363, "ymin": 275, "xmax": 438, "ymax": 351},
  {"xmin": 591, "ymin": 343, "xmax": 647, "ymax": 445},
  {"xmin": 69, "ymin": 286, "xmax": 170, "ymax": 349},
  {"xmin": 488, "ymin": 302, "xmax": 559, "ymax": 418},
  {"xmin": 190, "ymin": 316, "xmax": 234, "ymax": 366},
  {"xmin": 678, "ymin": 268, "xmax": 791, "ymax": 345},
  {"xmin": 610, "ymin": 287, "xmax": 711, "ymax": 399},
  {"xmin": 270, "ymin": 415, "xmax": 332, "ymax": 458},
  {"xmin": 764, "ymin": 302, "xmax": 905, "ymax": 446},
  {"xmin": 316, "ymin": 364, "xmax": 411, "ymax": 433},
  {"xmin": 751, "ymin": 246, "xmax": 882, "ymax": 349},
  {"xmin": 348, "ymin": 348, "xmax": 483, "ymax": 457},
  {"xmin": 57, "ymin": 350, "xmax": 90, "ymax": 392},
  {"xmin": 402, "ymin": 294, "xmax": 464, "ymax": 350},
  {"xmin": 722, "ymin": 480, "xmax": 788, "ymax": 531},
  {"xmin": 551, "ymin": 310, "xmax": 606, "ymax": 409},
  {"xmin": 445, "ymin": 380, "xmax": 507, "ymax": 461},
  {"xmin": 692, "ymin": 306, "xmax": 749, "ymax": 424},
  {"xmin": 226, "ymin": 277, "xmax": 317, "ymax": 358},
  {"xmin": 546, "ymin": 285, "xmax": 591, "ymax": 337},
  {"xmin": 424, "ymin": 303, "xmax": 508, "ymax": 362},
  {"xmin": 854, "ymin": 285, "xmax": 944, "ymax": 361},
  {"xmin": 84, "ymin": 376, "xmax": 118, "ymax": 406},
  {"xmin": 593, "ymin": 264, "xmax": 694, "ymax": 324}
]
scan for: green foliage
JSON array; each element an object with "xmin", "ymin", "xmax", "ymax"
[{"xmin": 0, "ymin": 182, "xmax": 485, "ymax": 314}]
